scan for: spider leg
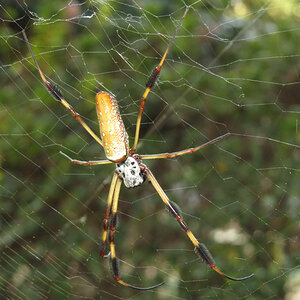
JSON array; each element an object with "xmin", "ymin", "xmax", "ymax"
[
  {"xmin": 146, "ymin": 168, "xmax": 254, "ymax": 281},
  {"xmin": 22, "ymin": 30, "xmax": 103, "ymax": 148},
  {"xmin": 131, "ymin": 7, "xmax": 189, "ymax": 153},
  {"xmin": 99, "ymin": 172, "xmax": 118, "ymax": 257},
  {"xmin": 138, "ymin": 133, "xmax": 230, "ymax": 160},
  {"xmin": 108, "ymin": 178, "xmax": 165, "ymax": 290},
  {"xmin": 60, "ymin": 151, "xmax": 112, "ymax": 166}
]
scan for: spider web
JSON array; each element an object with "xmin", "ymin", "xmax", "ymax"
[{"xmin": 1, "ymin": 0, "xmax": 300, "ymax": 299}]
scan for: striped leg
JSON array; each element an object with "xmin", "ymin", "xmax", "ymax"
[
  {"xmin": 138, "ymin": 133, "xmax": 230, "ymax": 160},
  {"xmin": 99, "ymin": 172, "xmax": 118, "ymax": 258},
  {"xmin": 131, "ymin": 7, "xmax": 189, "ymax": 153},
  {"xmin": 60, "ymin": 151, "xmax": 112, "ymax": 166},
  {"xmin": 146, "ymin": 168, "xmax": 254, "ymax": 281},
  {"xmin": 22, "ymin": 30, "xmax": 103, "ymax": 148},
  {"xmin": 108, "ymin": 178, "xmax": 164, "ymax": 290}
]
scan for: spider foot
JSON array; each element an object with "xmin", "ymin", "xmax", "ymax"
[
  {"xmin": 211, "ymin": 265, "xmax": 254, "ymax": 281},
  {"xmin": 194, "ymin": 245, "xmax": 254, "ymax": 281},
  {"xmin": 110, "ymin": 256, "xmax": 164, "ymax": 290},
  {"xmin": 116, "ymin": 278, "xmax": 165, "ymax": 290}
]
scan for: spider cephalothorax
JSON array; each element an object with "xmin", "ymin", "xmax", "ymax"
[
  {"xmin": 23, "ymin": 5, "xmax": 253, "ymax": 291},
  {"xmin": 116, "ymin": 156, "xmax": 146, "ymax": 188}
]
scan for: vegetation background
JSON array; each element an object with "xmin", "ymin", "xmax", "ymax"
[{"xmin": 1, "ymin": 0, "xmax": 300, "ymax": 299}]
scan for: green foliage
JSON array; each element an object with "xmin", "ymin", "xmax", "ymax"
[{"xmin": 1, "ymin": 1, "xmax": 300, "ymax": 299}]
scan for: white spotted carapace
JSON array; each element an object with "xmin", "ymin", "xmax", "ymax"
[{"xmin": 96, "ymin": 92, "xmax": 129, "ymax": 162}]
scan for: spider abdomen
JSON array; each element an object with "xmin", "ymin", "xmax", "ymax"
[
  {"xmin": 116, "ymin": 157, "xmax": 145, "ymax": 188},
  {"xmin": 96, "ymin": 92, "xmax": 129, "ymax": 162}
]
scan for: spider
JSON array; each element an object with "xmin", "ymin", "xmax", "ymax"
[{"xmin": 22, "ymin": 7, "xmax": 253, "ymax": 290}]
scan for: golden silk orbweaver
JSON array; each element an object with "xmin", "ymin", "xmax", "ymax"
[{"xmin": 23, "ymin": 6, "xmax": 253, "ymax": 290}]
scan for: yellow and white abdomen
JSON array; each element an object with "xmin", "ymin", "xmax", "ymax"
[{"xmin": 96, "ymin": 92, "xmax": 129, "ymax": 162}]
